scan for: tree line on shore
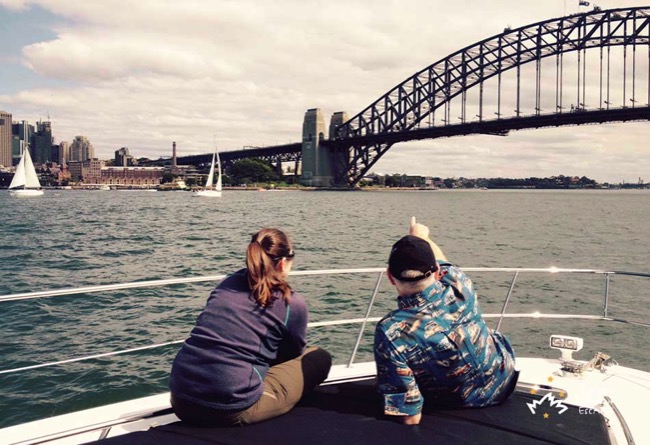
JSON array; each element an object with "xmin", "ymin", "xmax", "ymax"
[
  {"xmin": 367, "ymin": 173, "xmax": 603, "ymax": 189},
  {"xmin": 215, "ymin": 160, "xmax": 611, "ymax": 189},
  {"xmin": 212, "ymin": 159, "xmax": 645, "ymax": 189}
]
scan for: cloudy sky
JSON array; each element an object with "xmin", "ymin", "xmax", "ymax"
[{"xmin": 0, "ymin": 0, "xmax": 648, "ymax": 183}]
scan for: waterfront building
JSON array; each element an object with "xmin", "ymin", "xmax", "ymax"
[
  {"xmin": 0, "ymin": 110, "xmax": 12, "ymax": 167},
  {"xmin": 100, "ymin": 166, "xmax": 165, "ymax": 187},
  {"xmin": 67, "ymin": 161, "xmax": 82, "ymax": 182},
  {"xmin": 70, "ymin": 135, "xmax": 94, "ymax": 162},
  {"xmin": 33, "ymin": 121, "xmax": 53, "ymax": 165},
  {"xmin": 83, "ymin": 159, "xmax": 104, "ymax": 183},
  {"xmin": 68, "ymin": 158, "xmax": 104, "ymax": 182}
]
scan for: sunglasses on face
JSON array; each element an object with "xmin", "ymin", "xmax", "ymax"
[{"xmin": 273, "ymin": 250, "xmax": 295, "ymax": 262}]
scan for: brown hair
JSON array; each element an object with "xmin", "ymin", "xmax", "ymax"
[{"xmin": 246, "ymin": 228, "xmax": 293, "ymax": 307}]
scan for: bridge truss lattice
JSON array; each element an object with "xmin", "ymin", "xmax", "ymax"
[{"xmin": 331, "ymin": 7, "xmax": 650, "ymax": 186}]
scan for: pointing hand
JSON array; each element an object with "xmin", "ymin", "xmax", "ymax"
[{"xmin": 409, "ymin": 216, "xmax": 430, "ymax": 239}]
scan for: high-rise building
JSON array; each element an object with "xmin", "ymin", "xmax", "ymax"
[
  {"xmin": 0, "ymin": 110, "xmax": 12, "ymax": 167},
  {"xmin": 70, "ymin": 135, "xmax": 94, "ymax": 161},
  {"xmin": 115, "ymin": 147, "xmax": 134, "ymax": 167},
  {"xmin": 51, "ymin": 145, "xmax": 61, "ymax": 166},
  {"xmin": 58, "ymin": 141, "xmax": 70, "ymax": 165},
  {"xmin": 33, "ymin": 120, "xmax": 53, "ymax": 165},
  {"xmin": 12, "ymin": 120, "xmax": 34, "ymax": 165}
]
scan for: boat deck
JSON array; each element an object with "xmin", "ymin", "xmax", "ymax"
[
  {"xmin": 2, "ymin": 267, "xmax": 648, "ymax": 444},
  {"xmin": 96, "ymin": 378, "xmax": 610, "ymax": 445}
]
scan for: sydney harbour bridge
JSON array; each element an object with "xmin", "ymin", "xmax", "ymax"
[{"xmin": 167, "ymin": 6, "xmax": 649, "ymax": 187}]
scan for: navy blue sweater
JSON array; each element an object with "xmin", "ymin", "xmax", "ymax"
[{"xmin": 169, "ymin": 269, "xmax": 308, "ymax": 410}]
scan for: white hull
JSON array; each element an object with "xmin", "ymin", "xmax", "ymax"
[
  {"xmin": 9, "ymin": 189, "xmax": 44, "ymax": 196},
  {"xmin": 193, "ymin": 189, "xmax": 222, "ymax": 198},
  {"xmin": 1, "ymin": 359, "xmax": 648, "ymax": 444}
]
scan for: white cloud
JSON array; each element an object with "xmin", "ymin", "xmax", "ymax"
[
  {"xmin": 0, "ymin": 0, "xmax": 29, "ymax": 11},
  {"xmin": 1, "ymin": 0, "xmax": 649, "ymax": 183}
]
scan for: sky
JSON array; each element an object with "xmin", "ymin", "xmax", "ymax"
[{"xmin": 0, "ymin": 0, "xmax": 648, "ymax": 183}]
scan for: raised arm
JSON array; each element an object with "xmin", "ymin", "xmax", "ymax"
[{"xmin": 409, "ymin": 216, "xmax": 448, "ymax": 262}]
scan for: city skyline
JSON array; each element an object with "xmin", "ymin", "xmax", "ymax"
[{"xmin": 0, "ymin": 0, "xmax": 649, "ymax": 183}]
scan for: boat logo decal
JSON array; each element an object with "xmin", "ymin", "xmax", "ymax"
[{"xmin": 526, "ymin": 393, "xmax": 568, "ymax": 418}]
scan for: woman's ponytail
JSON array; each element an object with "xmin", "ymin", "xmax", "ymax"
[{"xmin": 246, "ymin": 229, "xmax": 293, "ymax": 307}]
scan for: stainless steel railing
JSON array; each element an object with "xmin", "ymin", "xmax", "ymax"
[{"xmin": 1, "ymin": 267, "xmax": 648, "ymax": 375}]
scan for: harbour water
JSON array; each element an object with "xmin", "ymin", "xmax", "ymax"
[{"xmin": 1, "ymin": 188, "xmax": 649, "ymax": 428}]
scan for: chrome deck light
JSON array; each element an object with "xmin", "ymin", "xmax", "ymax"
[{"xmin": 549, "ymin": 335, "xmax": 584, "ymax": 361}]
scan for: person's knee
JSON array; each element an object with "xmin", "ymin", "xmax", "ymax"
[
  {"xmin": 307, "ymin": 347, "xmax": 332, "ymax": 370},
  {"xmin": 301, "ymin": 347, "xmax": 332, "ymax": 388}
]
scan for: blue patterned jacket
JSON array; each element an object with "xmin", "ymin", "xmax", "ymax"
[{"xmin": 374, "ymin": 261, "xmax": 516, "ymax": 416}]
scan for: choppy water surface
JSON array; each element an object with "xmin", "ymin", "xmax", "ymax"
[{"xmin": 1, "ymin": 189, "xmax": 648, "ymax": 428}]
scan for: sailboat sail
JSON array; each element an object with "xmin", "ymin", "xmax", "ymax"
[
  {"xmin": 23, "ymin": 148, "xmax": 41, "ymax": 188},
  {"xmin": 9, "ymin": 152, "xmax": 27, "ymax": 189},
  {"xmin": 215, "ymin": 150, "xmax": 222, "ymax": 191},
  {"xmin": 193, "ymin": 143, "xmax": 222, "ymax": 198},
  {"xmin": 9, "ymin": 148, "xmax": 42, "ymax": 190},
  {"xmin": 205, "ymin": 152, "xmax": 216, "ymax": 190}
]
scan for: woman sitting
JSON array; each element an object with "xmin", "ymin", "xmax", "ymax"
[{"xmin": 170, "ymin": 228, "xmax": 332, "ymax": 426}]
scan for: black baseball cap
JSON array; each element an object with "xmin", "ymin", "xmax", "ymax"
[{"xmin": 388, "ymin": 235, "xmax": 438, "ymax": 282}]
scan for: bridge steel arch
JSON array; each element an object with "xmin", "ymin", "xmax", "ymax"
[{"xmin": 330, "ymin": 6, "xmax": 650, "ymax": 186}]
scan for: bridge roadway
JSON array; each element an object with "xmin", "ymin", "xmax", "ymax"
[
  {"xmin": 147, "ymin": 106, "xmax": 649, "ymax": 170},
  {"xmin": 143, "ymin": 142, "xmax": 302, "ymax": 169},
  {"xmin": 322, "ymin": 106, "xmax": 650, "ymax": 147}
]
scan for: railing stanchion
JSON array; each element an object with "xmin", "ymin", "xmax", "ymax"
[
  {"xmin": 347, "ymin": 270, "xmax": 384, "ymax": 368},
  {"xmin": 496, "ymin": 271, "xmax": 518, "ymax": 332},
  {"xmin": 604, "ymin": 273, "xmax": 610, "ymax": 318}
]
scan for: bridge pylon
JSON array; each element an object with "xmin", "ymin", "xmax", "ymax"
[
  {"xmin": 300, "ymin": 108, "xmax": 328, "ymax": 186},
  {"xmin": 300, "ymin": 109, "xmax": 351, "ymax": 187}
]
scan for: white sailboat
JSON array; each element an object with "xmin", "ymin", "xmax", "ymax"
[
  {"xmin": 193, "ymin": 145, "xmax": 222, "ymax": 198},
  {"xmin": 8, "ymin": 148, "xmax": 44, "ymax": 196}
]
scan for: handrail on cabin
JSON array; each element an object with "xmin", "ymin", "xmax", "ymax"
[{"xmin": 0, "ymin": 267, "xmax": 648, "ymax": 375}]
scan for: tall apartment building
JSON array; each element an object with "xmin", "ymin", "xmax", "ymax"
[
  {"xmin": 0, "ymin": 110, "xmax": 12, "ymax": 167},
  {"xmin": 58, "ymin": 141, "xmax": 70, "ymax": 165},
  {"xmin": 12, "ymin": 121, "xmax": 34, "ymax": 165},
  {"xmin": 33, "ymin": 121, "xmax": 53, "ymax": 165},
  {"xmin": 70, "ymin": 135, "xmax": 94, "ymax": 161}
]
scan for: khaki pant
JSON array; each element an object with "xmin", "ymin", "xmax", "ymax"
[{"xmin": 172, "ymin": 346, "xmax": 332, "ymax": 426}]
